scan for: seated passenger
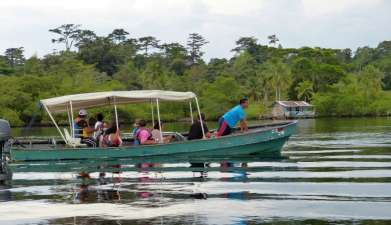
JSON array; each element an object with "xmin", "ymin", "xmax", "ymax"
[
  {"xmin": 80, "ymin": 117, "xmax": 97, "ymax": 147},
  {"xmin": 135, "ymin": 120, "xmax": 156, "ymax": 145},
  {"xmin": 94, "ymin": 113, "xmax": 105, "ymax": 139},
  {"xmin": 151, "ymin": 122, "xmax": 174, "ymax": 143},
  {"xmin": 74, "ymin": 109, "xmax": 88, "ymax": 138},
  {"xmin": 132, "ymin": 120, "xmax": 141, "ymax": 145},
  {"xmin": 188, "ymin": 113, "xmax": 211, "ymax": 140},
  {"xmin": 85, "ymin": 117, "xmax": 96, "ymax": 137},
  {"xmin": 99, "ymin": 123, "xmax": 122, "ymax": 147}
]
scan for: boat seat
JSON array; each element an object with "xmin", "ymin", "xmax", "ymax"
[
  {"xmin": 63, "ymin": 128, "xmax": 87, "ymax": 148},
  {"xmin": 173, "ymin": 132, "xmax": 186, "ymax": 142}
]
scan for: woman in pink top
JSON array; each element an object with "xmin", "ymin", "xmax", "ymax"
[{"xmin": 135, "ymin": 120, "xmax": 156, "ymax": 145}]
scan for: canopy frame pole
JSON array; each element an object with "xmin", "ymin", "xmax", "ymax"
[
  {"xmin": 43, "ymin": 104, "xmax": 67, "ymax": 144},
  {"xmin": 150, "ymin": 99, "xmax": 155, "ymax": 125},
  {"xmin": 189, "ymin": 101, "xmax": 194, "ymax": 124},
  {"xmin": 113, "ymin": 97, "xmax": 119, "ymax": 130},
  {"xmin": 66, "ymin": 105, "xmax": 72, "ymax": 136},
  {"xmin": 156, "ymin": 98, "xmax": 163, "ymax": 143},
  {"xmin": 194, "ymin": 97, "xmax": 206, "ymax": 139},
  {"xmin": 70, "ymin": 101, "xmax": 74, "ymax": 138}
]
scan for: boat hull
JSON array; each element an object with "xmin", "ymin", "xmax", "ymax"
[{"xmin": 10, "ymin": 121, "xmax": 297, "ymax": 162}]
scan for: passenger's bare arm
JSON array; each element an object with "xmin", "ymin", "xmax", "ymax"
[
  {"xmin": 141, "ymin": 139, "xmax": 157, "ymax": 145},
  {"xmin": 240, "ymin": 120, "xmax": 248, "ymax": 132}
]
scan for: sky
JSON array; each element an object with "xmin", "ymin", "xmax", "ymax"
[{"xmin": 0, "ymin": 0, "xmax": 390, "ymax": 60}]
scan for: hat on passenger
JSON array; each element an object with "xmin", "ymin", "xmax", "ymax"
[{"xmin": 79, "ymin": 109, "xmax": 88, "ymax": 116}]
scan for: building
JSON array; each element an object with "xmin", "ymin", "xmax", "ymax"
[{"xmin": 272, "ymin": 101, "xmax": 315, "ymax": 119}]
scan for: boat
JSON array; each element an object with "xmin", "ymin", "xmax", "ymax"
[{"xmin": 2, "ymin": 90, "xmax": 297, "ymax": 162}]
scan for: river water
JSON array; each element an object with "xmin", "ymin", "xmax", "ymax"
[{"xmin": 1, "ymin": 118, "xmax": 391, "ymax": 225}]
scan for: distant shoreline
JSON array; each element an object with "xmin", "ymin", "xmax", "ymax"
[{"xmin": 9, "ymin": 116, "xmax": 391, "ymax": 128}]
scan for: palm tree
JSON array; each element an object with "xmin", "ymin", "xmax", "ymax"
[
  {"xmin": 267, "ymin": 34, "xmax": 279, "ymax": 47},
  {"xmin": 295, "ymin": 80, "xmax": 314, "ymax": 101},
  {"xmin": 263, "ymin": 59, "xmax": 291, "ymax": 101},
  {"xmin": 255, "ymin": 66, "xmax": 273, "ymax": 106}
]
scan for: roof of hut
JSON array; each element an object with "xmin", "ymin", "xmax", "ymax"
[{"xmin": 275, "ymin": 101, "xmax": 313, "ymax": 107}]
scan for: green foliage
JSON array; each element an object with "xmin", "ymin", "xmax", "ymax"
[
  {"xmin": 246, "ymin": 102, "xmax": 265, "ymax": 119},
  {"xmin": 199, "ymin": 76, "xmax": 243, "ymax": 119},
  {"xmin": 295, "ymin": 80, "xmax": 313, "ymax": 101},
  {"xmin": 312, "ymin": 66, "xmax": 387, "ymax": 117},
  {"xmin": 187, "ymin": 33, "xmax": 208, "ymax": 64},
  {"xmin": 0, "ymin": 57, "xmax": 14, "ymax": 75},
  {"xmin": 0, "ymin": 108, "xmax": 23, "ymax": 126},
  {"xmin": 1, "ymin": 25, "xmax": 391, "ymax": 126}
]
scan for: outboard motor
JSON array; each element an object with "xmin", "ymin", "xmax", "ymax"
[
  {"xmin": 0, "ymin": 119, "xmax": 11, "ymax": 162},
  {"xmin": 0, "ymin": 119, "xmax": 12, "ymax": 185}
]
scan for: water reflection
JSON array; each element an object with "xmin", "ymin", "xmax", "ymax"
[{"xmin": 2, "ymin": 118, "xmax": 391, "ymax": 224}]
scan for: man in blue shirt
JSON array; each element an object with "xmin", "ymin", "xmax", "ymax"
[{"xmin": 216, "ymin": 98, "xmax": 249, "ymax": 137}]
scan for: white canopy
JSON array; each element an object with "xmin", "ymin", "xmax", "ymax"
[{"xmin": 40, "ymin": 90, "xmax": 197, "ymax": 113}]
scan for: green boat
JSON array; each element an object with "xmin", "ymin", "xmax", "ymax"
[{"xmin": 3, "ymin": 90, "xmax": 297, "ymax": 162}]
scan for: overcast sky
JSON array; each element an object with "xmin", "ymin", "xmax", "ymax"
[{"xmin": 1, "ymin": 0, "xmax": 390, "ymax": 60}]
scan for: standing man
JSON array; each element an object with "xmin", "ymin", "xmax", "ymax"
[{"xmin": 216, "ymin": 98, "xmax": 249, "ymax": 137}]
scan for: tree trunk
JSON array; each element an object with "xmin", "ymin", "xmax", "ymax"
[{"xmin": 263, "ymin": 87, "xmax": 268, "ymax": 106}]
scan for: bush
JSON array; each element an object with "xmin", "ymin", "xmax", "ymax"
[
  {"xmin": 246, "ymin": 101, "xmax": 265, "ymax": 119},
  {"xmin": 0, "ymin": 108, "xmax": 23, "ymax": 126}
]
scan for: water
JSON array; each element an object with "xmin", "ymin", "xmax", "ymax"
[{"xmin": 2, "ymin": 118, "xmax": 391, "ymax": 225}]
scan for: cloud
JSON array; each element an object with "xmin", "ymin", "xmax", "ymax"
[
  {"xmin": 201, "ymin": 0, "xmax": 264, "ymax": 15},
  {"xmin": 0, "ymin": 0, "xmax": 390, "ymax": 60},
  {"xmin": 301, "ymin": 0, "xmax": 384, "ymax": 17}
]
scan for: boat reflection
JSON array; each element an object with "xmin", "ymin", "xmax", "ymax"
[
  {"xmin": 7, "ymin": 155, "xmax": 287, "ymax": 206},
  {"xmin": 74, "ymin": 166, "xmax": 122, "ymax": 203}
]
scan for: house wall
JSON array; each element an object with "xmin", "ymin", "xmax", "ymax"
[
  {"xmin": 272, "ymin": 105, "xmax": 286, "ymax": 119},
  {"xmin": 286, "ymin": 106, "xmax": 315, "ymax": 118}
]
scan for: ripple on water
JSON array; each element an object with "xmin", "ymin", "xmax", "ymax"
[{"xmin": 2, "ymin": 118, "xmax": 391, "ymax": 224}]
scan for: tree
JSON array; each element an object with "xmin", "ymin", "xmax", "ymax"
[
  {"xmin": 0, "ymin": 56, "xmax": 14, "ymax": 75},
  {"xmin": 337, "ymin": 48, "xmax": 352, "ymax": 63},
  {"xmin": 200, "ymin": 76, "xmax": 243, "ymax": 119},
  {"xmin": 108, "ymin": 29, "xmax": 129, "ymax": 44},
  {"xmin": 3, "ymin": 23, "xmax": 391, "ymax": 125},
  {"xmin": 263, "ymin": 58, "xmax": 291, "ymax": 101},
  {"xmin": 357, "ymin": 65, "xmax": 384, "ymax": 99},
  {"xmin": 255, "ymin": 65, "xmax": 273, "ymax": 105},
  {"xmin": 207, "ymin": 58, "xmax": 228, "ymax": 82},
  {"xmin": 24, "ymin": 56, "xmax": 44, "ymax": 75},
  {"xmin": 4, "ymin": 47, "xmax": 25, "ymax": 69},
  {"xmin": 74, "ymin": 29, "xmax": 97, "ymax": 48},
  {"xmin": 113, "ymin": 62, "xmax": 142, "ymax": 90},
  {"xmin": 78, "ymin": 36, "xmax": 137, "ymax": 75},
  {"xmin": 161, "ymin": 42, "xmax": 187, "ymax": 59},
  {"xmin": 138, "ymin": 36, "xmax": 160, "ymax": 55},
  {"xmin": 232, "ymin": 37, "xmax": 258, "ymax": 54},
  {"xmin": 376, "ymin": 41, "xmax": 391, "ymax": 57},
  {"xmin": 267, "ymin": 34, "xmax": 279, "ymax": 47},
  {"xmin": 232, "ymin": 51, "xmax": 257, "ymax": 84},
  {"xmin": 353, "ymin": 46, "xmax": 376, "ymax": 70},
  {"xmin": 315, "ymin": 64, "xmax": 346, "ymax": 92},
  {"xmin": 295, "ymin": 80, "xmax": 314, "ymax": 101},
  {"xmin": 187, "ymin": 33, "xmax": 208, "ymax": 64},
  {"xmin": 49, "ymin": 24, "xmax": 82, "ymax": 51}
]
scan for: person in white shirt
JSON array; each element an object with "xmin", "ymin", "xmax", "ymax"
[
  {"xmin": 94, "ymin": 113, "xmax": 104, "ymax": 139},
  {"xmin": 151, "ymin": 122, "xmax": 173, "ymax": 144}
]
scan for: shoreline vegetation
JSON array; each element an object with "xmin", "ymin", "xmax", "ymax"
[{"xmin": 1, "ymin": 24, "xmax": 391, "ymax": 126}]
